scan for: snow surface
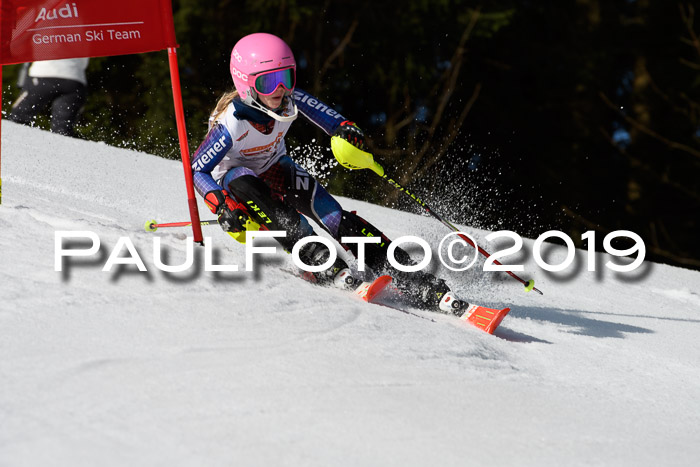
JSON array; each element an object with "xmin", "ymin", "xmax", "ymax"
[{"xmin": 1, "ymin": 121, "xmax": 699, "ymax": 466}]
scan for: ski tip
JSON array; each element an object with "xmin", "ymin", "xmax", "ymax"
[
  {"xmin": 364, "ymin": 275, "xmax": 393, "ymax": 302},
  {"xmin": 462, "ymin": 305, "xmax": 511, "ymax": 334},
  {"xmin": 484, "ymin": 307, "xmax": 510, "ymax": 334}
]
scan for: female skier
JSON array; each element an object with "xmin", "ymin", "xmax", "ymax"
[{"xmin": 191, "ymin": 32, "xmax": 466, "ymax": 314}]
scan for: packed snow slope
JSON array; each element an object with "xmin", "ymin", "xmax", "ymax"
[{"xmin": 1, "ymin": 122, "xmax": 699, "ymax": 467}]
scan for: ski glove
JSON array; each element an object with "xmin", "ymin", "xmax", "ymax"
[
  {"xmin": 334, "ymin": 121, "xmax": 366, "ymax": 151},
  {"xmin": 204, "ymin": 190, "xmax": 249, "ymax": 233}
]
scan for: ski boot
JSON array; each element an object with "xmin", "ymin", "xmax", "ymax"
[
  {"xmin": 396, "ymin": 272, "xmax": 470, "ymax": 316},
  {"xmin": 437, "ymin": 290, "xmax": 470, "ymax": 316},
  {"xmin": 297, "ymin": 242, "xmax": 362, "ymax": 289}
]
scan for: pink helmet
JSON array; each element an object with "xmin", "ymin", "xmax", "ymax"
[{"xmin": 230, "ymin": 33, "xmax": 297, "ymax": 111}]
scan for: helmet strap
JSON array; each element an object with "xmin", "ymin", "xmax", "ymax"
[{"xmin": 244, "ymin": 92, "xmax": 298, "ymax": 123}]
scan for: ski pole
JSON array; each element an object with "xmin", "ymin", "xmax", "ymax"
[
  {"xmin": 379, "ymin": 174, "xmax": 543, "ymax": 295},
  {"xmin": 330, "ymin": 136, "xmax": 542, "ymax": 294},
  {"xmin": 144, "ymin": 217, "xmax": 262, "ymax": 245},
  {"xmin": 144, "ymin": 219, "xmax": 218, "ymax": 232}
]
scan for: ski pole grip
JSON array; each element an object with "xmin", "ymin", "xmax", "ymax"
[{"xmin": 331, "ymin": 136, "xmax": 384, "ymax": 176}]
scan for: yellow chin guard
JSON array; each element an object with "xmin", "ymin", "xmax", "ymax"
[{"xmin": 331, "ymin": 136, "xmax": 385, "ymax": 176}]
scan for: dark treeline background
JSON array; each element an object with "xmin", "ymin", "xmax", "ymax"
[{"xmin": 3, "ymin": 0, "xmax": 699, "ymax": 269}]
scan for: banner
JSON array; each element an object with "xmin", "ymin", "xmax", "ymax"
[
  {"xmin": 0, "ymin": 0, "xmax": 177, "ymax": 64},
  {"xmin": 0, "ymin": 0, "xmax": 201, "ymax": 242}
]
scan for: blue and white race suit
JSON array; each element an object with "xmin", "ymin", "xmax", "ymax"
[{"xmin": 190, "ymin": 88, "xmax": 419, "ymax": 278}]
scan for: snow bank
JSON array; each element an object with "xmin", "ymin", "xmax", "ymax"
[{"xmin": 1, "ymin": 122, "xmax": 699, "ymax": 466}]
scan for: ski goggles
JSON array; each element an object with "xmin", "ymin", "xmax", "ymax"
[{"xmin": 252, "ymin": 66, "xmax": 296, "ymax": 96}]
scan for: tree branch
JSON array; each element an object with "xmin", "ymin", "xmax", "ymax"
[
  {"xmin": 415, "ymin": 82, "xmax": 482, "ymax": 180},
  {"xmin": 599, "ymin": 126, "xmax": 700, "ymax": 204},
  {"xmin": 318, "ymin": 18, "xmax": 359, "ymax": 82},
  {"xmin": 599, "ymin": 91, "xmax": 700, "ymax": 159},
  {"xmin": 680, "ymin": 4, "xmax": 700, "ymax": 61},
  {"xmin": 562, "ymin": 206, "xmax": 700, "ymax": 268},
  {"xmin": 400, "ymin": 8, "xmax": 481, "ymax": 180}
]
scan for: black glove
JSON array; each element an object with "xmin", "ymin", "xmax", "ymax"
[
  {"xmin": 334, "ymin": 120, "xmax": 366, "ymax": 151},
  {"xmin": 203, "ymin": 190, "xmax": 249, "ymax": 233}
]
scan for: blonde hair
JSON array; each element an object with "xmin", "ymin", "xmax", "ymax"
[{"xmin": 210, "ymin": 89, "xmax": 239, "ymax": 124}]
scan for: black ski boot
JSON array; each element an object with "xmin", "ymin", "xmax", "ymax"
[
  {"xmin": 395, "ymin": 272, "xmax": 469, "ymax": 315},
  {"xmin": 297, "ymin": 242, "xmax": 361, "ymax": 289}
]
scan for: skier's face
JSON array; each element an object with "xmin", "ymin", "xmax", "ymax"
[{"xmin": 258, "ymin": 85, "xmax": 286, "ymax": 110}]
